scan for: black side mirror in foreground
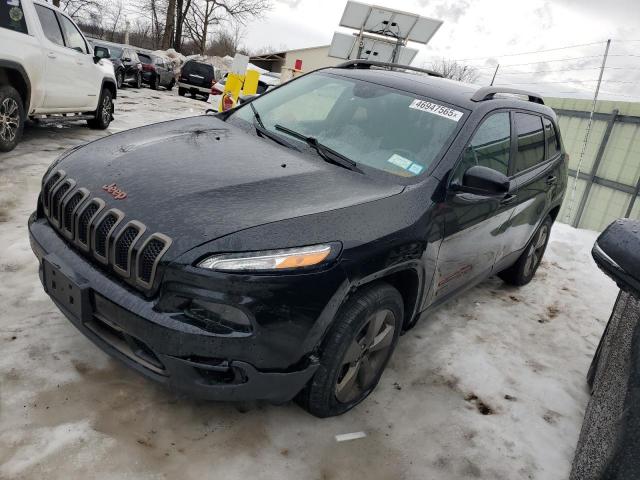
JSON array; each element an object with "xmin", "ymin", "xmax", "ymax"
[
  {"xmin": 94, "ymin": 46, "xmax": 110, "ymax": 62},
  {"xmin": 460, "ymin": 165, "xmax": 510, "ymax": 195}
]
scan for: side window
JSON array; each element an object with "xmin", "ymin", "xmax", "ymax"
[
  {"xmin": 35, "ymin": 4, "xmax": 64, "ymax": 46},
  {"xmin": 543, "ymin": 118, "xmax": 560, "ymax": 159},
  {"xmin": 57, "ymin": 13, "xmax": 87, "ymax": 53},
  {"xmin": 1, "ymin": 0, "xmax": 28, "ymax": 34},
  {"xmin": 514, "ymin": 112, "xmax": 545, "ymax": 173},
  {"xmin": 452, "ymin": 112, "xmax": 511, "ymax": 185}
]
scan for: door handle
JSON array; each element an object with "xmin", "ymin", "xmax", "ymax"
[
  {"xmin": 546, "ymin": 175, "xmax": 558, "ymax": 185},
  {"xmin": 500, "ymin": 193, "xmax": 518, "ymax": 205},
  {"xmin": 47, "ymin": 52, "xmax": 56, "ymax": 59}
]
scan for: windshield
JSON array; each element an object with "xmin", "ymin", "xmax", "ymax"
[{"xmin": 228, "ymin": 72, "xmax": 465, "ymax": 178}]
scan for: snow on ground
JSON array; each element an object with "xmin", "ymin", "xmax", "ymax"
[{"xmin": 0, "ymin": 86, "xmax": 619, "ymax": 480}]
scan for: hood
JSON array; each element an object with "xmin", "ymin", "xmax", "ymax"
[{"xmin": 55, "ymin": 116, "xmax": 403, "ymax": 258}]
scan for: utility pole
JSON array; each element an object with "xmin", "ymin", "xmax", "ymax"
[
  {"xmin": 565, "ymin": 39, "xmax": 611, "ymax": 225},
  {"xmin": 490, "ymin": 64, "xmax": 499, "ymax": 86}
]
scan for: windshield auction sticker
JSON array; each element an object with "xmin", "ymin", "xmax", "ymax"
[{"xmin": 409, "ymin": 99, "xmax": 463, "ymax": 122}]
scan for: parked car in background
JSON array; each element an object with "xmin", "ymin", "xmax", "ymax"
[
  {"xmin": 29, "ymin": 61, "xmax": 567, "ymax": 417},
  {"xmin": 178, "ymin": 59, "xmax": 217, "ymax": 99},
  {"xmin": 137, "ymin": 52, "xmax": 175, "ymax": 90},
  {"xmin": 0, "ymin": 0, "xmax": 117, "ymax": 152},
  {"xmin": 90, "ymin": 41, "xmax": 142, "ymax": 89}
]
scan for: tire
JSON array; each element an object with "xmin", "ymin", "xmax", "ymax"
[
  {"xmin": 87, "ymin": 88, "xmax": 113, "ymax": 130},
  {"xmin": 499, "ymin": 215, "xmax": 553, "ymax": 286},
  {"xmin": 167, "ymin": 79, "xmax": 175, "ymax": 91},
  {"xmin": 178, "ymin": 87, "xmax": 186, "ymax": 96},
  {"xmin": 134, "ymin": 72, "xmax": 142, "ymax": 89},
  {"xmin": 0, "ymin": 85, "xmax": 24, "ymax": 152},
  {"xmin": 297, "ymin": 282, "xmax": 404, "ymax": 417},
  {"xmin": 150, "ymin": 75, "xmax": 159, "ymax": 90},
  {"xmin": 116, "ymin": 70, "xmax": 124, "ymax": 89}
]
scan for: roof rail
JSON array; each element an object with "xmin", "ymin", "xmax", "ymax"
[
  {"xmin": 336, "ymin": 60, "xmax": 443, "ymax": 78},
  {"xmin": 471, "ymin": 86, "xmax": 545, "ymax": 105}
]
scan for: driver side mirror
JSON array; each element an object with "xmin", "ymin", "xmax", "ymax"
[
  {"xmin": 456, "ymin": 165, "xmax": 510, "ymax": 194},
  {"xmin": 93, "ymin": 45, "xmax": 110, "ymax": 62}
]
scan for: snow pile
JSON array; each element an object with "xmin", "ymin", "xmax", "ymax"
[{"xmin": 0, "ymin": 87, "xmax": 619, "ymax": 479}]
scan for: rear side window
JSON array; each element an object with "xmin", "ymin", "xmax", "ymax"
[
  {"xmin": 1, "ymin": 0, "xmax": 28, "ymax": 34},
  {"xmin": 543, "ymin": 118, "xmax": 560, "ymax": 158},
  {"xmin": 452, "ymin": 112, "xmax": 511, "ymax": 185},
  {"xmin": 184, "ymin": 62, "xmax": 214, "ymax": 78},
  {"xmin": 57, "ymin": 13, "xmax": 87, "ymax": 53},
  {"xmin": 514, "ymin": 112, "xmax": 545, "ymax": 173},
  {"xmin": 138, "ymin": 53, "xmax": 152, "ymax": 64},
  {"xmin": 35, "ymin": 4, "xmax": 64, "ymax": 46}
]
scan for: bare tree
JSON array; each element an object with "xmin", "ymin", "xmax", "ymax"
[
  {"xmin": 184, "ymin": 0, "xmax": 270, "ymax": 54},
  {"xmin": 429, "ymin": 58, "xmax": 480, "ymax": 83},
  {"xmin": 161, "ymin": 0, "xmax": 176, "ymax": 49},
  {"xmin": 58, "ymin": 0, "xmax": 100, "ymax": 19}
]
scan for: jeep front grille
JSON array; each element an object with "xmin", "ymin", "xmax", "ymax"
[{"xmin": 41, "ymin": 170, "xmax": 172, "ymax": 292}]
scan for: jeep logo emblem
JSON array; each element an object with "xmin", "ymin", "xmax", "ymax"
[{"xmin": 102, "ymin": 183, "xmax": 127, "ymax": 200}]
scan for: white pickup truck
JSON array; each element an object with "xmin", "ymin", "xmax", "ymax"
[{"xmin": 0, "ymin": 0, "xmax": 117, "ymax": 152}]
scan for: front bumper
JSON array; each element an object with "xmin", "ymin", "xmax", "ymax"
[{"xmin": 28, "ymin": 214, "xmax": 323, "ymax": 403}]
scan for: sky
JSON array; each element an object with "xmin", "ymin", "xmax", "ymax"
[{"xmin": 239, "ymin": 0, "xmax": 640, "ymax": 100}]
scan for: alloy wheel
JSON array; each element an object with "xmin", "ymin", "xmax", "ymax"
[
  {"xmin": 101, "ymin": 95, "xmax": 112, "ymax": 124},
  {"xmin": 335, "ymin": 309, "xmax": 396, "ymax": 403},
  {"xmin": 0, "ymin": 97, "xmax": 19, "ymax": 143},
  {"xmin": 524, "ymin": 224, "xmax": 549, "ymax": 277}
]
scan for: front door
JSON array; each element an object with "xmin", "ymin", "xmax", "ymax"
[{"xmin": 431, "ymin": 111, "xmax": 518, "ymax": 303}]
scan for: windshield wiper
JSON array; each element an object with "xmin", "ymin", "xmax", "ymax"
[
  {"xmin": 249, "ymin": 103, "xmax": 298, "ymax": 150},
  {"xmin": 274, "ymin": 124, "xmax": 363, "ymax": 174}
]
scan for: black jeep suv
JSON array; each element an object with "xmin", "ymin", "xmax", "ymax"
[
  {"xmin": 91, "ymin": 41, "xmax": 142, "ymax": 89},
  {"xmin": 29, "ymin": 60, "xmax": 567, "ymax": 417}
]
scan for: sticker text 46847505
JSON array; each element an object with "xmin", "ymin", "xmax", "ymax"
[{"xmin": 409, "ymin": 99, "xmax": 463, "ymax": 122}]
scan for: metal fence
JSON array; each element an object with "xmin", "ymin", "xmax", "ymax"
[{"xmin": 545, "ymin": 97, "xmax": 640, "ymax": 231}]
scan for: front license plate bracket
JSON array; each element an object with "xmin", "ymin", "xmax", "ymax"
[{"xmin": 43, "ymin": 255, "xmax": 90, "ymax": 321}]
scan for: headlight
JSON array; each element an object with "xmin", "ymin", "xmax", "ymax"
[{"xmin": 197, "ymin": 244, "xmax": 337, "ymax": 272}]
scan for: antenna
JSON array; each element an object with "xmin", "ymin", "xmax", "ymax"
[{"xmin": 329, "ymin": 1, "xmax": 443, "ymax": 64}]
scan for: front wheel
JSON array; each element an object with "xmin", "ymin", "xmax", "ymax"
[
  {"xmin": 167, "ymin": 79, "xmax": 175, "ymax": 91},
  {"xmin": 297, "ymin": 282, "xmax": 403, "ymax": 417},
  {"xmin": 0, "ymin": 85, "xmax": 24, "ymax": 152},
  {"xmin": 87, "ymin": 88, "xmax": 113, "ymax": 129},
  {"xmin": 499, "ymin": 215, "xmax": 553, "ymax": 286}
]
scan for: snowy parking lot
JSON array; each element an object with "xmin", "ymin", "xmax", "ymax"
[{"xmin": 0, "ymin": 87, "xmax": 620, "ymax": 479}]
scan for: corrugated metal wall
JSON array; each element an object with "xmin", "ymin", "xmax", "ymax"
[{"xmin": 546, "ymin": 97, "xmax": 640, "ymax": 231}]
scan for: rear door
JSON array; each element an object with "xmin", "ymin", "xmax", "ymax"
[
  {"xmin": 55, "ymin": 11, "xmax": 97, "ymax": 109},
  {"xmin": 506, "ymin": 112, "xmax": 560, "ymax": 257},
  {"xmin": 432, "ymin": 111, "xmax": 519, "ymax": 302}
]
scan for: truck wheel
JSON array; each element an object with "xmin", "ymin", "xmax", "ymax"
[
  {"xmin": 87, "ymin": 88, "xmax": 113, "ymax": 130},
  {"xmin": 499, "ymin": 215, "xmax": 553, "ymax": 286},
  {"xmin": 297, "ymin": 282, "xmax": 403, "ymax": 417},
  {"xmin": 178, "ymin": 87, "xmax": 186, "ymax": 96},
  {"xmin": 0, "ymin": 85, "xmax": 24, "ymax": 152}
]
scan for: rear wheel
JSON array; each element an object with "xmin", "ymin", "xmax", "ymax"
[
  {"xmin": 499, "ymin": 215, "xmax": 553, "ymax": 286},
  {"xmin": 167, "ymin": 79, "xmax": 175, "ymax": 91},
  {"xmin": 87, "ymin": 88, "xmax": 113, "ymax": 130},
  {"xmin": 297, "ymin": 282, "xmax": 403, "ymax": 417},
  {"xmin": 134, "ymin": 72, "xmax": 142, "ymax": 89},
  {"xmin": 178, "ymin": 87, "xmax": 186, "ymax": 96},
  {"xmin": 0, "ymin": 85, "xmax": 24, "ymax": 152},
  {"xmin": 116, "ymin": 70, "xmax": 124, "ymax": 89},
  {"xmin": 150, "ymin": 74, "xmax": 159, "ymax": 90}
]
